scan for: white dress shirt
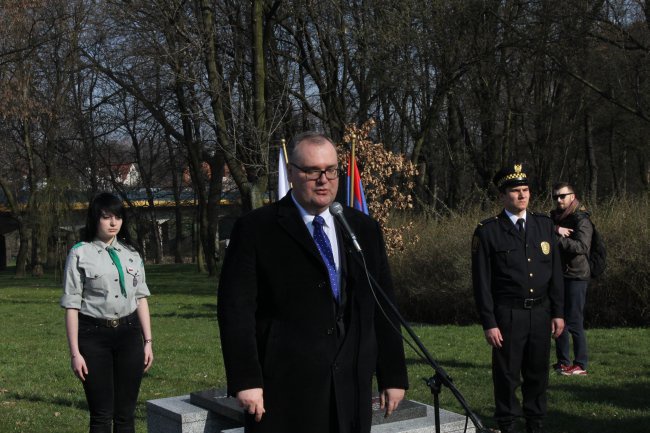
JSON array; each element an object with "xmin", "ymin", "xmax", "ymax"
[
  {"xmin": 505, "ymin": 209, "xmax": 527, "ymax": 229},
  {"xmin": 291, "ymin": 194, "xmax": 342, "ymax": 285}
]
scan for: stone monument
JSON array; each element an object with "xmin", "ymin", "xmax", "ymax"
[{"xmin": 147, "ymin": 388, "xmax": 476, "ymax": 433}]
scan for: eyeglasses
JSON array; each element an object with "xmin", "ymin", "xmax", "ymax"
[
  {"xmin": 290, "ymin": 163, "xmax": 340, "ymax": 180},
  {"xmin": 552, "ymin": 192, "xmax": 574, "ymax": 200}
]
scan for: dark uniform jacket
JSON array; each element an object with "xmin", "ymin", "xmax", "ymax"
[
  {"xmin": 472, "ymin": 210, "xmax": 564, "ymax": 330},
  {"xmin": 217, "ymin": 193, "xmax": 409, "ymax": 433},
  {"xmin": 550, "ymin": 210, "xmax": 593, "ymax": 280}
]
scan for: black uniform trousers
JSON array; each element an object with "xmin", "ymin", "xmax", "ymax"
[
  {"xmin": 492, "ymin": 300, "xmax": 551, "ymax": 426},
  {"xmin": 78, "ymin": 313, "xmax": 144, "ymax": 433}
]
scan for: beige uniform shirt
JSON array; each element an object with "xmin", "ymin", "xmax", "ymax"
[{"xmin": 60, "ymin": 239, "xmax": 150, "ymax": 319}]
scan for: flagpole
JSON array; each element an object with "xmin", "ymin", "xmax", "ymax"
[
  {"xmin": 281, "ymin": 138, "xmax": 292, "ymax": 189},
  {"xmin": 277, "ymin": 138, "xmax": 291, "ymax": 201},
  {"xmin": 349, "ymin": 133, "xmax": 356, "ymax": 207}
]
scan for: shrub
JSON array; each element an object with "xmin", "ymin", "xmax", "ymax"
[
  {"xmin": 583, "ymin": 195, "xmax": 650, "ymax": 326},
  {"xmin": 390, "ymin": 195, "xmax": 650, "ymax": 327},
  {"xmin": 389, "ymin": 207, "xmax": 485, "ymax": 325}
]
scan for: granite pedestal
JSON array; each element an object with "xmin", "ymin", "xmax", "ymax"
[
  {"xmin": 147, "ymin": 389, "xmax": 476, "ymax": 433},
  {"xmin": 146, "ymin": 395, "xmax": 239, "ymax": 433}
]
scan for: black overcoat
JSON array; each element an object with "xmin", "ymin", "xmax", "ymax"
[{"xmin": 217, "ymin": 194, "xmax": 408, "ymax": 433}]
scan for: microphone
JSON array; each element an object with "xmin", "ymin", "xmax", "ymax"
[{"xmin": 329, "ymin": 202, "xmax": 362, "ymax": 253}]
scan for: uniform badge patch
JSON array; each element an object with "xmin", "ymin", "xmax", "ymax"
[
  {"xmin": 541, "ymin": 241, "xmax": 550, "ymax": 255},
  {"xmin": 472, "ymin": 236, "xmax": 480, "ymax": 254}
]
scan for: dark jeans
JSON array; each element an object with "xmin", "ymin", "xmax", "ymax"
[
  {"xmin": 78, "ymin": 314, "xmax": 144, "ymax": 433},
  {"xmin": 555, "ymin": 279, "xmax": 589, "ymax": 369}
]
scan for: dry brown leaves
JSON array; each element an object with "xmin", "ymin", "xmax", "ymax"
[{"xmin": 337, "ymin": 119, "xmax": 419, "ymax": 256}]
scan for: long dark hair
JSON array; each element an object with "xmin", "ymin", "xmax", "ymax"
[{"xmin": 84, "ymin": 192, "xmax": 137, "ymax": 251}]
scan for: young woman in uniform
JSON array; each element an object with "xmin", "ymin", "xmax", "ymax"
[{"xmin": 61, "ymin": 192, "xmax": 153, "ymax": 433}]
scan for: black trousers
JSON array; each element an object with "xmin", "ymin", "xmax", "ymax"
[
  {"xmin": 492, "ymin": 303, "xmax": 551, "ymax": 426},
  {"xmin": 78, "ymin": 314, "xmax": 144, "ymax": 433}
]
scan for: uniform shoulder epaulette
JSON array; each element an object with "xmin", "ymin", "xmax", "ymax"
[
  {"xmin": 477, "ymin": 216, "xmax": 499, "ymax": 227},
  {"xmin": 530, "ymin": 211, "xmax": 552, "ymax": 219},
  {"xmin": 71, "ymin": 242, "xmax": 86, "ymax": 250}
]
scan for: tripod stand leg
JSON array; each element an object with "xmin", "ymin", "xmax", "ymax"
[{"xmin": 426, "ymin": 374, "xmax": 443, "ymax": 433}]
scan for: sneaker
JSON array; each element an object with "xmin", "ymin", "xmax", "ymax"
[
  {"xmin": 552, "ymin": 363, "xmax": 571, "ymax": 374},
  {"xmin": 561, "ymin": 364, "xmax": 587, "ymax": 376}
]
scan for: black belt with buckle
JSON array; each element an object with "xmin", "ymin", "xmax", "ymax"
[
  {"xmin": 79, "ymin": 311, "xmax": 138, "ymax": 328},
  {"xmin": 497, "ymin": 296, "xmax": 547, "ymax": 310}
]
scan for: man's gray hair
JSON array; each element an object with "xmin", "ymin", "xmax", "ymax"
[{"xmin": 287, "ymin": 132, "xmax": 334, "ymax": 162}]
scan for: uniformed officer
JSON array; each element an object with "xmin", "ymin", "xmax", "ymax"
[
  {"xmin": 61, "ymin": 192, "xmax": 153, "ymax": 433},
  {"xmin": 471, "ymin": 164, "xmax": 564, "ymax": 433}
]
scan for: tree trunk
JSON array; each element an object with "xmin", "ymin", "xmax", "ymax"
[
  {"xmin": 607, "ymin": 119, "xmax": 619, "ymax": 196},
  {"xmin": 207, "ymin": 154, "xmax": 225, "ymax": 274},
  {"xmin": 16, "ymin": 222, "xmax": 29, "ymax": 277},
  {"xmin": 585, "ymin": 113, "xmax": 598, "ymax": 203},
  {"xmin": 196, "ymin": 0, "xmax": 268, "ymax": 213},
  {"xmin": 252, "ymin": 0, "xmax": 266, "ymax": 140},
  {"xmin": 129, "ymin": 129, "xmax": 162, "ymax": 264},
  {"xmin": 169, "ymin": 52, "xmax": 212, "ymax": 272},
  {"xmin": 195, "ymin": 212, "xmax": 206, "ymax": 273},
  {"xmin": 446, "ymin": 97, "xmax": 462, "ymax": 208},
  {"xmin": 165, "ymin": 135, "xmax": 184, "ymax": 263},
  {"xmin": 0, "ymin": 176, "xmax": 28, "ymax": 276},
  {"xmin": 22, "ymin": 117, "xmax": 44, "ymax": 277},
  {"xmin": 174, "ymin": 205, "xmax": 184, "ymax": 264},
  {"xmin": 0, "ymin": 235, "xmax": 6, "ymax": 271},
  {"xmin": 31, "ymin": 225, "xmax": 44, "ymax": 277}
]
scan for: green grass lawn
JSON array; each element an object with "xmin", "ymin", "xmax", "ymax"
[{"xmin": 0, "ymin": 264, "xmax": 648, "ymax": 433}]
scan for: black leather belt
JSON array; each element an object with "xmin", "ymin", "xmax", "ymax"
[
  {"xmin": 79, "ymin": 311, "xmax": 138, "ymax": 328},
  {"xmin": 497, "ymin": 296, "xmax": 547, "ymax": 310}
]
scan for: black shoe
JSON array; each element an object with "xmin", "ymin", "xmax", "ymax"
[
  {"xmin": 498, "ymin": 425, "xmax": 521, "ymax": 433},
  {"xmin": 526, "ymin": 419, "xmax": 545, "ymax": 433}
]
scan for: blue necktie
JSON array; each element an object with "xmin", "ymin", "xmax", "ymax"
[{"xmin": 312, "ymin": 215, "xmax": 339, "ymax": 302}]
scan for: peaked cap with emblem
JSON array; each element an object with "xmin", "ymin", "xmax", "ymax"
[{"xmin": 493, "ymin": 162, "xmax": 529, "ymax": 191}]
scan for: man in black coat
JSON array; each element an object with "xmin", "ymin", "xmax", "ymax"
[
  {"xmin": 217, "ymin": 132, "xmax": 409, "ymax": 433},
  {"xmin": 471, "ymin": 164, "xmax": 564, "ymax": 433}
]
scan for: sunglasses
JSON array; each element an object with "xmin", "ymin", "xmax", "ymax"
[{"xmin": 552, "ymin": 192, "xmax": 574, "ymax": 200}]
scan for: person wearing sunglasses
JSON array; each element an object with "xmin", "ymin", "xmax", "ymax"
[{"xmin": 550, "ymin": 182, "xmax": 593, "ymax": 377}]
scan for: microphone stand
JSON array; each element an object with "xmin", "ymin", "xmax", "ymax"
[{"xmin": 346, "ymin": 249, "xmax": 491, "ymax": 433}]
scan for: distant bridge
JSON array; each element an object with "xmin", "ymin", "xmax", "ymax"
[
  {"xmin": 0, "ymin": 188, "xmax": 251, "ymax": 269},
  {"xmin": 0, "ymin": 188, "xmax": 245, "ymax": 236}
]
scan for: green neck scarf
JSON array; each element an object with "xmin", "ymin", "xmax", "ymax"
[{"xmin": 106, "ymin": 246, "xmax": 127, "ymax": 298}]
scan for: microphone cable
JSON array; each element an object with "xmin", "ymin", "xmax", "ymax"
[
  {"xmin": 344, "ymin": 234, "xmax": 478, "ymax": 433},
  {"xmin": 356, "ymin": 248, "xmax": 429, "ymax": 363}
]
